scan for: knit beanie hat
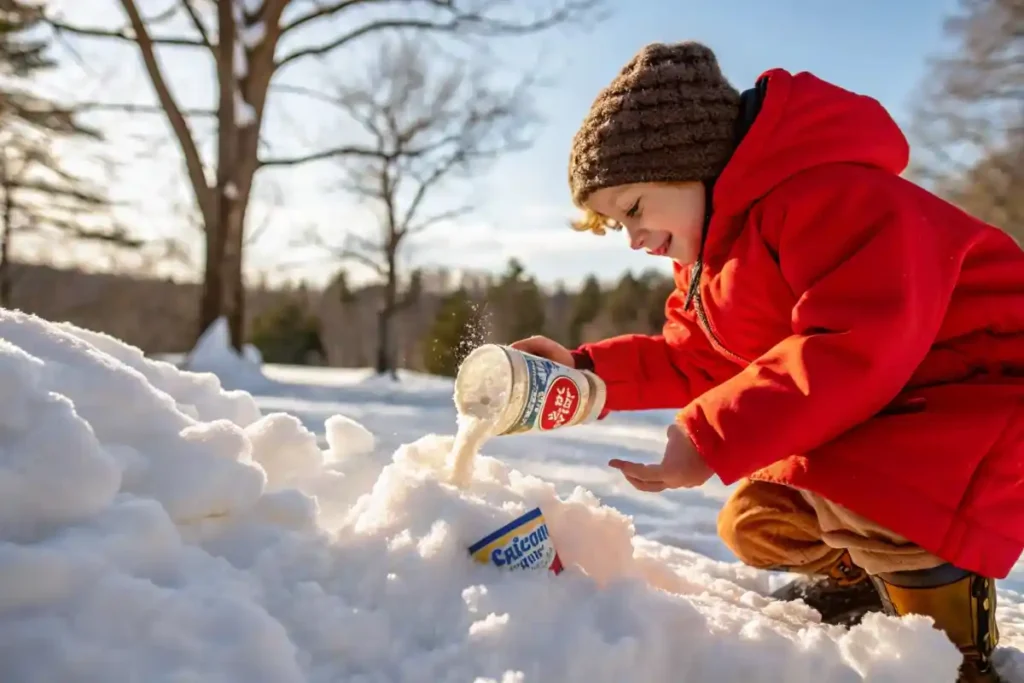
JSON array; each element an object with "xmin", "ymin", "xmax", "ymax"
[{"xmin": 569, "ymin": 42, "xmax": 742, "ymax": 211}]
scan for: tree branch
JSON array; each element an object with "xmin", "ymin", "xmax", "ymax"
[
  {"xmin": 244, "ymin": 182, "xmax": 284, "ymax": 247},
  {"xmin": 114, "ymin": 0, "xmax": 214, "ymax": 222},
  {"xmin": 46, "ymin": 17, "xmax": 206, "ymax": 47},
  {"xmin": 399, "ymin": 153, "xmax": 460, "ymax": 231},
  {"xmin": 63, "ymin": 224, "xmax": 146, "ymax": 247},
  {"xmin": 279, "ymin": 0, "xmax": 372, "ymax": 35},
  {"xmin": 146, "ymin": 3, "xmax": 183, "ymax": 25},
  {"xmin": 76, "ymin": 101, "xmax": 217, "ymax": 117},
  {"xmin": 268, "ymin": 82, "xmax": 343, "ymax": 107},
  {"xmin": 335, "ymin": 247, "xmax": 386, "ymax": 276},
  {"xmin": 407, "ymin": 205, "xmax": 472, "ymax": 235},
  {"xmin": 259, "ymin": 130, "xmax": 467, "ymax": 169},
  {"xmin": 11, "ymin": 179, "xmax": 108, "ymax": 205},
  {"xmin": 276, "ymin": 0, "xmax": 601, "ymax": 68},
  {"xmin": 179, "ymin": 0, "xmax": 214, "ymax": 52},
  {"xmin": 277, "ymin": 19, "xmax": 458, "ymax": 69},
  {"xmin": 297, "ymin": 225, "xmax": 386, "ymax": 276},
  {"xmin": 257, "ymin": 145, "xmax": 394, "ymax": 168}
]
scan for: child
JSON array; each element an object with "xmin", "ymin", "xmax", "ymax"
[{"xmin": 511, "ymin": 42, "xmax": 1024, "ymax": 683}]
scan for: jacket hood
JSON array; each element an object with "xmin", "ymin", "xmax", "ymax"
[{"xmin": 713, "ymin": 69, "xmax": 910, "ymax": 219}]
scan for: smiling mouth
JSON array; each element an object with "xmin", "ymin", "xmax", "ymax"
[{"xmin": 647, "ymin": 236, "xmax": 672, "ymax": 257}]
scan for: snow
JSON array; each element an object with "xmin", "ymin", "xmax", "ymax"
[
  {"xmin": 1, "ymin": 307, "xmax": 1022, "ymax": 683},
  {"xmin": 243, "ymin": 340, "xmax": 262, "ymax": 365},
  {"xmin": 229, "ymin": 1, "xmax": 257, "ymax": 127},
  {"xmin": 234, "ymin": 40, "xmax": 248, "ymax": 79},
  {"xmin": 235, "ymin": 90, "xmax": 257, "ymax": 127},
  {"xmin": 240, "ymin": 0, "xmax": 265, "ymax": 15},
  {"xmin": 225, "ymin": 181, "xmax": 240, "ymax": 200},
  {"xmin": 241, "ymin": 20, "xmax": 267, "ymax": 48},
  {"xmin": 184, "ymin": 316, "xmax": 268, "ymax": 391}
]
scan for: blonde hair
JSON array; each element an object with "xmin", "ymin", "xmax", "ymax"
[{"xmin": 570, "ymin": 208, "xmax": 622, "ymax": 236}]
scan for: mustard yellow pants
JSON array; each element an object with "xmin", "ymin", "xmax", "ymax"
[{"xmin": 718, "ymin": 479, "xmax": 947, "ymax": 576}]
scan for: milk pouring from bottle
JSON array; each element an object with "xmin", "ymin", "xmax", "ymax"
[
  {"xmin": 451, "ymin": 344, "xmax": 604, "ymax": 573},
  {"xmin": 453, "ymin": 344, "xmax": 607, "ymax": 436}
]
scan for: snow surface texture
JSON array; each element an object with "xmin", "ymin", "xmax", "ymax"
[{"xmin": 1, "ymin": 308, "xmax": 1022, "ymax": 683}]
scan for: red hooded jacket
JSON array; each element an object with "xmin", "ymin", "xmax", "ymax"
[{"xmin": 576, "ymin": 69, "xmax": 1024, "ymax": 579}]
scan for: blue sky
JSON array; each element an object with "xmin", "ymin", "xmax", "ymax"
[{"xmin": 44, "ymin": 0, "xmax": 961, "ymax": 289}]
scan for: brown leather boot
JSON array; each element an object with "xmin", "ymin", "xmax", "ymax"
[
  {"xmin": 770, "ymin": 550, "xmax": 884, "ymax": 626},
  {"xmin": 871, "ymin": 565, "xmax": 1002, "ymax": 683}
]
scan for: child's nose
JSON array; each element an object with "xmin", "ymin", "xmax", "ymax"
[{"xmin": 629, "ymin": 233, "xmax": 646, "ymax": 250}]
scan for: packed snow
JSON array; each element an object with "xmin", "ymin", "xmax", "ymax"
[
  {"xmin": 184, "ymin": 316, "xmax": 268, "ymax": 390},
  {"xmin": 1, "ymin": 308, "xmax": 1023, "ymax": 682}
]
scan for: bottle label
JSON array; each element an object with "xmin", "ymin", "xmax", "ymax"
[
  {"xmin": 467, "ymin": 507, "xmax": 564, "ymax": 574},
  {"xmin": 508, "ymin": 354, "xmax": 584, "ymax": 433},
  {"xmin": 539, "ymin": 376, "xmax": 581, "ymax": 430}
]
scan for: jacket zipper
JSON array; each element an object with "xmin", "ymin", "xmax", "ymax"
[{"xmin": 692, "ymin": 288, "xmax": 752, "ymax": 365}]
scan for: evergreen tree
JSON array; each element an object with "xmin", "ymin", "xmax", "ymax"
[
  {"xmin": 0, "ymin": 0, "xmax": 128, "ymax": 306},
  {"xmin": 249, "ymin": 300, "xmax": 324, "ymax": 365},
  {"xmin": 568, "ymin": 274, "xmax": 603, "ymax": 346},
  {"xmin": 641, "ymin": 270, "xmax": 676, "ymax": 333},
  {"xmin": 485, "ymin": 258, "xmax": 546, "ymax": 342},
  {"xmin": 548, "ymin": 279, "xmax": 571, "ymax": 343},
  {"xmin": 423, "ymin": 287, "xmax": 483, "ymax": 377},
  {"xmin": 607, "ymin": 272, "xmax": 643, "ymax": 329}
]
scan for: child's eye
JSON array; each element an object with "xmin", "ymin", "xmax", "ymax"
[{"xmin": 625, "ymin": 198, "xmax": 641, "ymax": 218}]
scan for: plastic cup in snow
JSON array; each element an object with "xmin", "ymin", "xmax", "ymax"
[{"xmin": 468, "ymin": 507, "xmax": 564, "ymax": 575}]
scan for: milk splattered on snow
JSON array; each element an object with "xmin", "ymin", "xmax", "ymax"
[{"xmin": 448, "ymin": 351, "xmax": 512, "ymax": 487}]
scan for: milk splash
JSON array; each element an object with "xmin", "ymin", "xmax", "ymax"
[
  {"xmin": 448, "ymin": 348, "xmax": 512, "ymax": 487},
  {"xmin": 448, "ymin": 413, "xmax": 496, "ymax": 488}
]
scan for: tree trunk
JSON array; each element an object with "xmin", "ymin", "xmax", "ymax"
[
  {"xmin": 376, "ymin": 251, "xmax": 400, "ymax": 378},
  {"xmin": 227, "ymin": 209, "xmax": 246, "ymax": 348},
  {"xmin": 0, "ymin": 168, "xmax": 12, "ymax": 309},
  {"xmin": 197, "ymin": 217, "xmax": 224, "ymax": 341},
  {"xmin": 218, "ymin": 0, "xmax": 240, "ymax": 350},
  {"xmin": 375, "ymin": 306, "xmax": 392, "ymax": 376}
]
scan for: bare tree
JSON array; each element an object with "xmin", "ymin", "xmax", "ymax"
[
  {"xmin": 0, "ymin": 0, "xmax": 139, "ymax": 307},
  {"xmin": 305, "ymin": 39, "xmax": 533, "ymax": 377},
  {"xmin": 909, "ymin": 0, "xmax": 1023, "ymax": 241},
  {"xmin": 44, "ymin": 0, "xmax": 602, "ymax": 350}
]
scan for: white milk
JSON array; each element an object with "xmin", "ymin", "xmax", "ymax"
[{"xmin": 447, "ymin": 344, "xmax": 606, "ymax": 487}]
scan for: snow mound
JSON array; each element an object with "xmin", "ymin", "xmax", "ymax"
[
  {"xmin": 185, "ymin": 316, "xmax": 269, "ymax": 391},
  {"xmin": 0, "ymin": 309, "xmax": 1012, "ymax": 682}
]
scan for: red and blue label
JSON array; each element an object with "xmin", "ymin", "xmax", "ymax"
[{"xmin": 511, "ymin": 355, "xmax": 582, "ymax": 433}]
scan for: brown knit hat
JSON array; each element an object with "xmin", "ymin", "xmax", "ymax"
[{"xmin": 569, "ymin": 42, "xmax": 742, "ymax": 214}]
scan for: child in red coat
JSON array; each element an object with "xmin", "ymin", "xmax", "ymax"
[{"xmin": 512, "ymin": 42, "xmax": 1024, "ymax": 682}]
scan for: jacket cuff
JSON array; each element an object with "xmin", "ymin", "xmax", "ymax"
[
  {"xmin": 571, "ymin": 347, "xmax": 609, "ymax": 419},
  {"xmin": 676, "ymin": 404, "xmax": 745, "ymax": 486},
  {"xmin": 571, "ymin": 348, "xmax": 595, "ymax": 372}
]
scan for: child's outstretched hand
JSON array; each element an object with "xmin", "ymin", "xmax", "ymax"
[{"xmin": 609, "ymin": 424, "xmax": 713, "ymax": 491}]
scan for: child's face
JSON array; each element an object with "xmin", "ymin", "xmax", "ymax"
[{"xmin": 585, "ymin": 181, "xmax": 706, "ymax": 264}]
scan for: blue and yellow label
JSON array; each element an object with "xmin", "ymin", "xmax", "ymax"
[{"xmin": 468, "ymin": 507, "xmax": 564, "ymax": 574}]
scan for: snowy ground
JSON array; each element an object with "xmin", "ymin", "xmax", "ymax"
[{"xmin": 2, "ymin": 310, "xmax": 1023, "ymax": 683}]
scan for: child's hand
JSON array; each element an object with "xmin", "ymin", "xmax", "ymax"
[
  {"xmin": 608, "ymin": 424, "xmax": 713, "ymax": 491},
  {"xmin": 509, "ymin": 336, "xmax": 574, "ymax": 367}
]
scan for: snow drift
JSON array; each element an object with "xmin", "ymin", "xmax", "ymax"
[
  {"xmin": 184, "ymin": 316, "xmax": 268, "ymax": 391},
  {"xmin": 0, "ymin": 308, "xmax": 1019, "ymax": 682}
]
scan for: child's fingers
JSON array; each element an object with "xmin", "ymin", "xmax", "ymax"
[
  {"xmin": 623, "ymin": 474, "xmax": 666, "ymax": 492},
  {"xmin": 608, "ymin": 458, "xmax": 663, "ymax": 482}
]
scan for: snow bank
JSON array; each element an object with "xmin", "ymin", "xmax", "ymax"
[
  {"xmin": 184, "ymin": 316, "xmax": 269, "ymax": 391},
  {"xmin": 0, "ymin": 309, "xmax": 1006, "ymax": 682}
]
